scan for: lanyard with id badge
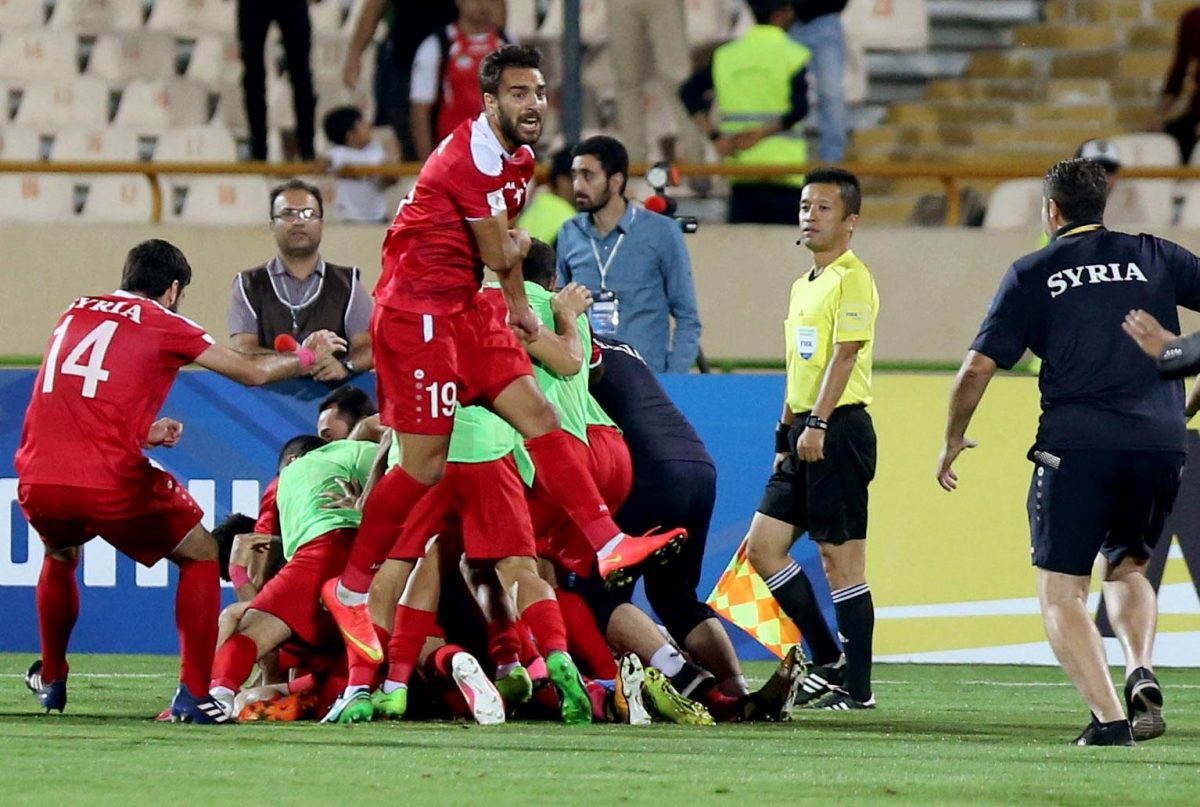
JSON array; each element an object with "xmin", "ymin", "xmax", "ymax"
[{"xmin": 588, "ymin": 208, "xmax": 635, "ymax": 337}]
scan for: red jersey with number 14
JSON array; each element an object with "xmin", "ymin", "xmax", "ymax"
[
  {"xmin": 15, "ymin": 291, "xmax": 214, "ymax": 490},
  {"xmin": 376, "ymin": 113, "xmax": 535, "ymax": 315}
]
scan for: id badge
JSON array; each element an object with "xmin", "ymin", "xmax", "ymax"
[{"xmin": 591, "ymin": 289, "xmax": 620, "ymax": 336}]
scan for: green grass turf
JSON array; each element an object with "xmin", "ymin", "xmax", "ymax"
[{"xmin": 1, "ymin": 654, "xmax": 1197, "ymax": 805}]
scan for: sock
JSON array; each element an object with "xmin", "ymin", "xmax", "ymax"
[
  {"xmin": 525, "ymin": 430, "xmax": 622, "ymax": 550},
  {"xmin": 210, "ymin": 685, "xmax": 236, "ymax": 710},
  {"xmin": 527, "ymin": 656, "xmax": 549, "ymax": 682},
  {"xmin": 516, "ymin": 621, "xmax": 542, "ymax": 667},
  {"xmin": 176, "ymin": 559, "xmax": 220, "ymax": 694},
  {"xmin": 521, "ymin": 599, "xmax": 569, "ymax": 655},
  {"xmin": 669, "ymin": 661, "xmax": 715, "ymax": 699},
  {"xmin": 486, "ymin": 618, "xmax": 522, "ymax": 669},
  {"xmin": 585, "ymin": 678, "xmax": 610, "ymax": 721},
  {"xmin": 381, "ymin": 680, "xmax": 407, "ymax": 695},
  {"xmin": 388, "ymin": 605, "xmax": 438, "ymax": 686},
  {"xmin": 597, "ymin": 535, "xmax": 623, "ymax": 557},
  {"xmin": 649, "ymin": 644, "xmax": 685, "ymax": 677},
  {"xmin": 832, "ymin": 583, "xmax": 875, "ymax": 702},
  {"xmin": 36, "ymin": 554, "xmax": 80, "ymax": 682},
  {"xmin": 704, "ymin": 689, "xmax": 741, "ymax": 723},
  {"xmin": 335, "ymin": 581, "xmax": 368, "ymax": 607},
  {"xmin": 763, "ymin": 561, "xmax": 841, "ymax": 665},
  {"xmin": 287, "ymin": 673, "xmax": 316, "ymax": 694},
  {"xmin": 347, "ymin": 625, "xmax": 389, "ymax": 688},
  {"xmin": 427, "ymin": 643, "xmax": 466, "ymax": 680},
  {"xmin": 555, "ymin": 588, "xmax": 618, "ymax": 679},
  {"xmin": 341, "ymin": 467, "xmax": 431, "ymax": 593},
  {"xmin": 209, "ymin": 633, "xmax": 259, "ymax": 693}
]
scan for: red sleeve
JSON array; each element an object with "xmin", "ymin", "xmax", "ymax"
[
  {"xmin": 158, "ymin": 308, "xmax": 215, "ymax": 365},
  {"xmin": 449, "ymin": 161, "xmax": 509, "ymax": 221},
  {"xmin": 588, "ymin": 321, "xmax": 602, "ymax": 369},
  {"xmin": 254, "ymin": 477, "xmax": 280, "ymax": 535}
]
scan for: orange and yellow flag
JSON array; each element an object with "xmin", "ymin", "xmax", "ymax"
[{"xmin": 705, "ymin": 537, "xmax": 801, "ymax": 659}]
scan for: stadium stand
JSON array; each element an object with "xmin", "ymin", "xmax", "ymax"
[
  {"xmin": 49, "ymin": 0, "xmax": 145, "ymax": 32},
  {"xmin": 174, "ymin": 174, "xmax": 271, "ymax": 224},
  {"xmin": 87, "ymin": 32, "xmax": 178, "ymax": 87},
  {"xmin": 78, "ymin": 174, "xmax": 155, "ymax": 222},
  {"xmin": 0, "ymin": 173, "xmax": 75, "ymax": 221}
]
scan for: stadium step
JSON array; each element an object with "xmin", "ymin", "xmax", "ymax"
[{"xmin": 1014, "ymin": 23, "xmax": 1121, "ymax": 49}]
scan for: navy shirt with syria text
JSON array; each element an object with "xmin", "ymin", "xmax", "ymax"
[{"xmin": 971, "ymin": 226, "xmax": 1200, "ymax": 453}]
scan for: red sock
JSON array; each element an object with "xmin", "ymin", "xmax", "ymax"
[
  {"xmin": 288, "ymin": 673, "xmax": 317, "ymax": 694},
  {"xmin": 555, "ymin": 589, "xmax": 617, "ymax": 679},
  {"xmin": 486, "ymin": 618, "xmax": 522, "ymax": 668},
  {"xmin": 427, "ymin": 643, "xmax": 465, "ymax": 680},
  {"xmin": 388, "ymin": 605, "xmax": 438, "ymax": 685},
  {"xmin": 176, "ymin": 559, "xmax": 219, "ymax": 693},
  {"xmin": 516, "ymin": 621, "xmax": 542, "ymax": 668},
  {"xmin": 36, "ymin": 555, "xmax": 79, "ymax": 683},
  {"xmin": 524, "ymin": 430, "xmax": 622, "ymax": 551},
  {"xmin": 520, "ymin": 598, "xmax": 569, "ymax": 655},
  {"xmin": 348, "ymin": 625, "xmax": 390, "ymax": 688},
  {"xmin": 342, "ymin": 468, "xmax": 431, "ymax": 593},
  {"xmin": 704, "ymin": 689, "xmax": 741, "ymax": 723},
  {"xmin": 209, "ymin": 633, "xmax": 258, "ymax": 693}
]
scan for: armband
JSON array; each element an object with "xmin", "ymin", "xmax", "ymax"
[
  {"xmin": 774, "ymin": 422, "xmax": 791, "ymax": 454},
  {"xmin": 1157, "ymin": 332, "xmax": 1200, "ymax": 380},
  {"xmin": 804, "ymin": 414, "xmax": 829, "ymax": 431},
  {"xmin": 295, "ymin": 347, "xmax": 317, "ymax": 370},
  {"xmin": 229, "ymin": 564, "xmax": 251, "ymax": 589}
]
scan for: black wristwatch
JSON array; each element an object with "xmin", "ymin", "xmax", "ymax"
[
  {"xmin": 340, "ymin": 358, "xmax": 356, "ymax": 375},
  {"xmin": 804, "ymin": 414, "xmax": 829, "ymax": 431}
]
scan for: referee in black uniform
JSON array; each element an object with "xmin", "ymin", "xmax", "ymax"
[{"xmin": 939, "ymin": 158, "xmax": 1200, "ymax": 745}]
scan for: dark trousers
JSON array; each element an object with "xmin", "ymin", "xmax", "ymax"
[
  {"xmin": 1165, "ymin": 110, "xmax": 1200, "ymax": 165},
  {"xmin": 728, "ymin": 183, "xmax": 805, "ymax": 225},
  {"xmin": 238, "ymin": 0, "xmax": 316, "ymax": 160}
]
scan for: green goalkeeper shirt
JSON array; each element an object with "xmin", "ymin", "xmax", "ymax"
[{"xmin": 277, "ymin": 440, "xmax": 377, "ymax": 560}]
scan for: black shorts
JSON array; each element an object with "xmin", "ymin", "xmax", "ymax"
[
  {"xmin": 757, "ymin": 405, "xmax": 876, "ymax": 544},
  {"xmin": 1028, "ymin": 448, "xmax": 1184, "ymax": 576}
]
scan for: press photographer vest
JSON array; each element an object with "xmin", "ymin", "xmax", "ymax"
[{"xmin": 236, "ymin": 261, "xmax": 358, "ymax": 344}]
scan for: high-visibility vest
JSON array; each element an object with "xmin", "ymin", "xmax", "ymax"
[{"xmin": 712, "ymin": 25, "xmax": 811, "ymax": 186}]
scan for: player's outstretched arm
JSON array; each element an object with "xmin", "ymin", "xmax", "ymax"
[
  {"xmin": 1122, "ymin": 308, "xmax": 1200, "ymax": 380},
  {"xmin": 193, "ymin": 331, "xmax": 347, "ymax": 386},
  {"xmin": 471, "ymin": 214, "xmax": 540, "ymax": 339},
  {"xmin": 937, "ymin": 350, "xmax": 995, "ymax": 491},
  {"xmin": 144, "ymin": 417, "xmax": 184, "ymax": 448}
]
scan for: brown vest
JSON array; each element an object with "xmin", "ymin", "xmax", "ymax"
[{"xmin": 237, "ymin": 261, "xmax": 357, "ymax": 345}]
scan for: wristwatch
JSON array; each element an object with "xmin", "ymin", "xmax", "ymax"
[{"xmin": 340, "ymin": 358, "xmax": 355, "ymax": 374}]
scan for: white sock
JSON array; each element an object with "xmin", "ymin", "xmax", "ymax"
[
  {"xmin": 342, "ymin": 684, "xmax": 369, "ymax": 698},
  {"xmin": 650, "ymin": 644, "xmax": 685, "ymax": 678},
  {"xmin": 597, "ymin": 533, "xmax": 625, "ymax": 557},
  {"xmin": 496, "ymin": 662, "xmax": 520, "ymax": 679},
  {"xmin": 381, "ymin": 680, "xmax": 408, "ymax": 695},
  {"xmin": 210, "ymin": 685, "xmax": 235, "ymax": 708},
  {"xmin": 335, "ymin": 580, "xmax": 368, "ymax": 607},
  {"xmin": 718, "ymin": 675, "xmax": 750, "ymax": 698}
]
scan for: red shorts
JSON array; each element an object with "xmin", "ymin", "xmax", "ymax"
[
  {"xmin": 388, "ymin": 456, "xmax": 537, "ymax": 560},
  {"xmin": 372, "ymin": 295, "xmax": 533, "ymax": 435},
  {"xmin": 18, "ymin": 466, "xmax": 203, "ymax": 566},
  {"xmin": 530, "ymin": 426, "xmax": 634, "ymax": 563},
  {"xmin": 251, "ymin": 529, "xmax": 355, "ymax": 647}
]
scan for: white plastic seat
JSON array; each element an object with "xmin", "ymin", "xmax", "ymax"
[
  {"xmin": 685, "ymin": 0, "xmax": 737, "ymax": 49},
  {"xmin": 49, "ymin": 0, "xmax": 145, "ymax": 32},
  {"xmin": 146, "ymin": 0, "xmax": 235, "ymax": 36},
  {"xmin": 0, "ymin": 174, "xmax": 77, "ymax": 221},
  {"xmin": 1108, "ymin": 133, "xmax": 1181, "ymax": 167},
  {"xmin": 310, "ymin": 36, "xmax": 373, "ymax": 88},
  {"xmin": 0, "ymin": 126, "xmax": 42, "ymax": 160},
  {"xmin": 186, "ymin": 35, "xmax": 243, "ymax": 93},
  {"xmin": 538, "ymin": 0, "xmax": 608, "ymax": 45},
  {"xmin": 212, "ymin": 89, "xmax": 248, "ymax": 136},
  {"xmin": 982, "ymin": 178, "xmax": 1043, "ymax": 229},
  {"xmin": 79, "ymin": 174, "xmax": 154, "ymax": 222},
  {"xmin": 845, "ymin": 0, "xmax": 930, "ymax": 51},
  {"xmin": 49, "ymin": 127, "xmax": 140, "ymax": 161},
  {"xmin": 153, "ymin": 124, "xmax": 238, "ymax": 162},
  {"xmin": 506, "ymin": 0, "xmax": 539, "ymax": 40},
  {"xmin": 112, "ymin": 78, "xmax": 211, "ymax": 132},
  {"xmin": 0, "ymin": 0, "xmax": 47, "ymax": 27},
  {"xmin": 0, "ymin": 30, "xmax": 80, "ymax": 81},
  {"xmin": 309, "ymin": 0, "xmax": 347, "ymax": 33},
  {"xmin": 177, "ymin": 175, "xmax": 271, "ymax": 224},
  {"xmin": 1175, "ymin": 181, "xmax": 1200, "ymax": 228},
  {"xmin": 1104, "ymin": 180, "xmax": 1176, "ymax": 229},
  {"xmin": 87, "ymin": 32, "xmax": 177, "ymax": 86},
  {"xmin": 14, "ymin": 76, "xmax": 111, "ymax": 131}
]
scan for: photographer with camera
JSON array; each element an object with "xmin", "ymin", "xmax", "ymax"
[{"xmin": 556, "ymin": 136, "xmax": 702, "ymax": 374}]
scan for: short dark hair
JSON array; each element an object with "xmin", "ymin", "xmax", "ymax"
[
  {"xmin": 270, "ymin": 178, "xmax": 324, "ymax": 218},
  {"xmin": 277, "ymin": 434, "xmax": 326, "ymax": 473},
  {"xmin": 802, "ymin": 167, "xmax": 862, "ymax": 217},
  {"xmin": 1043, "ymin": 158, "xmax": 1107, "ymax": 224},
  {"xmin": 318, "ymin": 386, "xmax": 378, "ymax": 424},
  {"xmin": 323, "ymin": 106, "xmax": 362, "ymax": 146},
  {"xmin": 748, "ymin": 0, "xmax": 791, "ymax": 24},
  {"xmin": 212, "ymin": 512, "xmax": 257, "ymax": 582},
  {"xmin": 120, "ymin": 238, "xmax": 192, "ymax": 297},
  {"xmin": 523, "ymin": 239, "xmax": 557, "ymax": 290},
  {"xmin": 549, "ymin": 146, "xmax": 574, "ymax": 183},
  {"xmin": 479, "ymin": 44, "xmax": 542, "ymax": 98},
  {"xmin": 572, "ymin": 135, "xmax": 629, "ymax": 196}
]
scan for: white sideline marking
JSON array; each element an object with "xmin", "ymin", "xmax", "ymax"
[
  {"xmin": 874, "ymin": 679, "xmax": 1200, "ymax": 689},
  {"xmin": 2, "ymin": 673, "xmax": 173, "ymax": 679}
]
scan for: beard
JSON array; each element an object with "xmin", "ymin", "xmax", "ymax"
[
  {"xmin": 575, "ymin": 187, "xmax": 611, "ymax": 214},
  {"xmin": 498, "ymin": 106, "xmax": 541, "ymax": 147}
]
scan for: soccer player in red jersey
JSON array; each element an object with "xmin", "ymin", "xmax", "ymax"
[
  {"xmin": 323, "ymin": 45, "xmax": 687, "ymax": 663},
  {"xmin": 15, "ymin": 239, "xmax": 345, "ymax": 722}
]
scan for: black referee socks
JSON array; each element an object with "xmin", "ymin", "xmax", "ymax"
[
  {"xmin": 832, "ymin": 583, "xmax": 875, "ymax": 703},
  {"xmin": 763, "ymin": 561, "xmax": 841, "ymax": 666}
]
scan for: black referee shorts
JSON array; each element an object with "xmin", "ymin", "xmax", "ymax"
[
  {"xmin": 757, "ymin": 404, "xmax": 877, "ymax": 544},
  {"xmin": 1028, "ymin": 448, "xmax": 1184, "ymax": 576}
]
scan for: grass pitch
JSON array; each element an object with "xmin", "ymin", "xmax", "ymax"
[{"xmin": 1, "ymin": 654, "xmax": 1197, "ymax": 805}]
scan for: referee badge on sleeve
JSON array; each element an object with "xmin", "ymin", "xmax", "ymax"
[{"xmin": 796, "ymin": 326, "xmax": 819, "ymax": 360}]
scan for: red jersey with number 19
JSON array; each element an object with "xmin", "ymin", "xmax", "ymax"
[
  {"xmin": 15, "ymin": 291, "xmax": 214, "ymax": 489},
  {"xmin": 376, "ymin": 113, "xmax": 535, "ymax": 315}
]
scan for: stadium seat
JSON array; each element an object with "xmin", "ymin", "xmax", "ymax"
[
  {"xmin": 1105, "ymin": 180, "xmax": 1176, "ymax": 229},
  {"xmin": 982, "ymin": 178, "xmax": 1043, "ymax": 229},
  {"xmin": 146, "ymin": 0, "xmax": 235, "ymax": 36},
  {"xmin": 14, "ymin": 77, "xmax": 111, "ymax": 131},
  {"xmin": 49, "ymin": 127, "xmax": 141, "ymax": 162},
  {"xmin": 310, "ymin": 36, "xmax": 374, "ymax": 89},
  {"xmin": 87, "ymin": 32, "xmax": 177, "ymax": 86},
  {"xmin": 0, "ymin": 174, "xmax": 76, "ymax": 222},
  {"xmin": 684, "ymin": 0, "xmax": 737, "ymax": 49},
  {"xmin": 537, "ymin": 0, "xmax": 608, "ymax": 45},
  {"xmin": 1108, "ymin": 133, "xmax": 1181, "ymax": 167},
  {"xmin": 112, "ymin": 78, "xmax": 211, "ymax": 132},
  {"xmin": 843, "ymin": 18, "xmax": 869, "ymax": 105},
  {"xmin": 0, "ymin": 30, "xmax": 81, "ymax": 81},
  {"xmin": 78, "ymin": 174, "xmax": 154, "ymax": 222},
  {"xmin": 506, "ymin": 0, "xmax": 539, "ymax": 40},
  {"xmin": 845, "ymin": 0, "xmax": 930, "ymax": 51},
  {"xmin": 177, "ymin": 175, "xmax": 271, "ymax": 224},
  {"xmin": 213, "ymin": 89, "xmax": 248, "ymax": 136},
  {"xmin": 185, "ymin": 35, "xmax": 242, "ymax": 94},
  {"xmin": 0, "ymin": 126, "xmax": 42, "ymax": 160},
  {"xmin": 1175, "ymin": 180, "xmax": 1200, "ymax": 228},
  {"xmin": 153, "ymin": 123, "xmax": 238, "ymax": 162},
  {"xmin": 0, "ymin": 0, "xmax": 48, "ymax": 28},
  {"xmin": 309, "ymin": 0, "xmax": 347, "ymax": 34},
  {"xmin": 49, "ymin": 0, "xmax": 146, "ymax": 32}
]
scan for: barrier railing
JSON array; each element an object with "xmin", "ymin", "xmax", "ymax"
[{"xmin": 7, "ymin": 159, "xmax": 1200, "ymax": 224}]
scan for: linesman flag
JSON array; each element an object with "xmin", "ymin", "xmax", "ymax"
[{"xmin": 705, "ymin": 537, "xmax": 801, "ymax": 659}]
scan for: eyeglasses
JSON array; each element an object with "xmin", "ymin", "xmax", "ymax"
[{"xmin": 274, "ymin": 207, "xmax": 322, "ymax": 222}]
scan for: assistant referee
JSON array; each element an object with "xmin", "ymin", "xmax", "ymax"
[{"xmin": 744, "ymin": 167, "xmax": 879, "ymax": 711}]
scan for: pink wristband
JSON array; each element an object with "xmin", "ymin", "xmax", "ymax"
[
  {"xmin": 229, "ymin": 564, "xmax": 251, "ymax": 589},
  {"xmin": 295, "ymin": 347, "xmax": 316, "ymax": 369}
]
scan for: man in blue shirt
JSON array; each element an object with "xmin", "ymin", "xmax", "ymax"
[
  {"xmin": 938, "ymin": 158, "xmax": 1200, "ymax": 746},
  {"xmin": 556, "ymin": 135, "xmax": 702, "ymax": 374}
]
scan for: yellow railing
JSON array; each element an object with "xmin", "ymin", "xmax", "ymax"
[{"xmin": 5, "ymin": 160, "xmax": 1200, "ymax": 224}]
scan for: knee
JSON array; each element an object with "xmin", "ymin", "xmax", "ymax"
[
  {"xmin": 46, "ymin": 546, "xmax": 80, "ymax": 567},
  {"xmin": 1105, "ymin": 556, "xmax": 1149, "ymax": 583},
  {"xmin": 746, "ymin": 534, "xmax": 783, "ymax": 577}
]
